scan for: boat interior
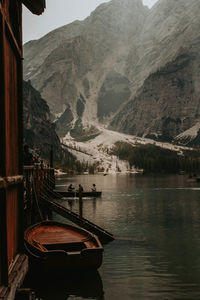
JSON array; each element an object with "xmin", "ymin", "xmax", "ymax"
[
  {"xmin": 27, "ymin": 224, "xmax": 98, "ymax": 252},
  {"xmin": 43, "ymin": 242, "xmax": 87, "ymax": 252}
]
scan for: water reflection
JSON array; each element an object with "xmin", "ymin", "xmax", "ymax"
[
  {"xmin": 68, "ymin": 199, "xmax": 74, "ymax": 210},
  {"xmin": 24, "ymin": 270, "xmax": 104, "ymax": 300},
  {"xmin": 32, "ymin": 174, "xmax": 200, "ymax": 299},
  {"xmin": 92, "ymin": 197, "xmax": 97, "ymax": 214}
]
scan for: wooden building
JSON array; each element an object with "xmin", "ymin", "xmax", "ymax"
[{"xmin": 0, "ymin": 1, "xmax": 45, "ymax": 299}]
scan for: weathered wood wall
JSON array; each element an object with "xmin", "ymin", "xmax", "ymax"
[
  {"xmin": 0, "ymin": 1, "xmax": 45, "ymax": 298},
  {"xmin": 0, "ymin": 0, "xmax": 24, "ymax": 285}
]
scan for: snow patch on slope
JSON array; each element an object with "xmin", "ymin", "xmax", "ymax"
[
  {"xmin": 175, "ymin": 122, "xmax": 200, "ymax": 144},
  {"xmin": 62, "ymin": 126, "xmax": 192, "ymax": 174}
]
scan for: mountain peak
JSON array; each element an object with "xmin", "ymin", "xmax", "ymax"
[
  {"xmin": 24, "ymin": 0, "xmax": 200, "ymax": 145},
  {"xmin": 112, "ymin": 0, "xmax": 143, "ymax": 5}
]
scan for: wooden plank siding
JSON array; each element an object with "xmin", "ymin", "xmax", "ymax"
[
  {"xmin": 0, "ymin": 0, "xmax": 23, "ymax": 287},
  {"xmin": 0, "ymin": 0, "xmax": 45, "ymax": 293},
  {"xmin": 4, "ymin": 32, "xmax": 20, "ymax": 175},
  {"xmin": 0, "ymin": 4, "xmax": 6, "ymax": 178},
  {"xmin": 0, "ymin": 189, "xmax": 8, "ymax": 285},
  {"xmin": 6, "ymin": 188, "xmax": 19, "ymax": 268}
]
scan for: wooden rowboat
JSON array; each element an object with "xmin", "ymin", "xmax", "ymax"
[
  {"xmin": 54, "ymin": 190, "xmax": 102, "ymax": 198},
  {"xmin": 24, "ymin": 221, "xmax": 103, "ymax": 273}
]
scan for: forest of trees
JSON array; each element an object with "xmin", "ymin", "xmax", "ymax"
[
  {"xmin": 111, "ymin": 142, "xmax": 200, "ymax": 174},
  {"xmin": 54, "ymin": 142, "xmax": 200, "ymax": 175},
  {"xmin": 57, "ymin": 150, "xmax": 100, "ymax": 174}
]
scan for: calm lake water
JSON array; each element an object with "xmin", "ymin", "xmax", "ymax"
[{"xmin": 27, "ymin": 174, "xmax": 200, "ymax": 300}]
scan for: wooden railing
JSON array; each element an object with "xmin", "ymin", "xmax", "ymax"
[{"xmin": 23, "ymin": 163, "xmax": 55, "ymax": 227}]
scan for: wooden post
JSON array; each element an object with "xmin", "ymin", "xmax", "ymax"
[
  {"xmin": 18, "ymin": 181, "xmax": 25, "ymax": 252},
  {"xmin": 79, "ymin": 185, "xmax": 83, "ymax": 218},
  {"xmin": 0, "ymin": 10, "xmax": 8, "ymax": 286},
  {"xmin": 0, "ymin": 189, "xmax": 8, "ymax": 285},
  {"xmin": 50, "ymin": 145, "xmax": 53, "ymax": 168},
  {"xmin": 33, "ymin": 164, "xmax": 41, "ymax": 223},
  {"xmin": 79, "ymin": 196, "xmax": 83, "ymax": 218},
  {"xmin": 49, "ymin": 145, "xmax": 55, "ymax": 191}
]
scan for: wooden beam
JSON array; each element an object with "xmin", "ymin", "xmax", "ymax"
[
  {"xmin": 0, "ymin": 254, "xmax": 28, "ymax": 300},
  {"xmin": 41, "ymin": 198, "xmax": 114, "ymax": 244},
  {"xmin": 18, "ymin": 182, "xmax": 24, "ymax": 252},
  {"xmin": 5, "ymin": 19, "xmax": 22, "ymax": 59},
  {"xmin": 0, "ymin": 11, "xmax": 8, "ymax": 286},
  {"xmin": 5, "ymin": 175, "xmax": 24, "ymax": 186},
  {"xmin": 0, "ymin": 12, "xmax": 6, "ymax": 178},
  {"xmin": 0, "ymin": 176, "xmax": 24, "ymax": 189},
  {"xmin": 0, "ymin": 189, "xmax": 8, "ymax": 285},
  {"xmin": 17, "ymin": 2, "xmax": 23, "ymax": 176}
]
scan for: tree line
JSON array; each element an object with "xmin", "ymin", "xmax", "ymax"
[
  {"xmin": 58, "ymin": 150, "xmax": 101, "ymax": 174},
  {"xmin": 111, "ymin": 142, "xmax": 200, "ymax": 174}
]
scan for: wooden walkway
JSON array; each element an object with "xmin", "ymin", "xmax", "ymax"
[{"xmin": 41, "ymin": 198, "xmax": 114, "ymax": 244}]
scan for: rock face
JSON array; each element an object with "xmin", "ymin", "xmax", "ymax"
[
  {"xmin": 23, "ymin": 80, "xmax": 63, "ymax": 161},
  {"xmin": 24, "ymin": 0, "xmax": 147, "ymax": 137},
  {"xmin": 111, "ymin": 52, "xmax": 200, "ymax": 141},
  {"xmin": 24, "ymin": 0, "xmax": 200, "ymax": 144},
  {"xmin": 110, "ymin": 0, "xmax": 200, "ymax": 142},
  {"xmin": 173, "ymin": 122, "xmax": 200, "ymax": 146},
  {"xmin": 97, "ymin": 71, "xmax": 131, "ymax": 120}
]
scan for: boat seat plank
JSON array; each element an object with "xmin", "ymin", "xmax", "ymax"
[{"xmin": 31, "ymin": 229, "xmax": 88, "ymax": 245}]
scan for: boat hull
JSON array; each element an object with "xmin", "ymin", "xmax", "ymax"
[
  {"xmin": 24, "ymin": 221, "xmax": 103, "ymax": 274},
  {"xmin": 26, "ymin": 244, "xmax": 103, "ymax": 274},
  {"xmin": 54, "ymin": 191, "xmax": 102, "ymax": 198}
]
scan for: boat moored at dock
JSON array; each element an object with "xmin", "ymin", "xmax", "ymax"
[{"xmin": 24, "ymin": 221, "xmax": 103, "ymax": 274}]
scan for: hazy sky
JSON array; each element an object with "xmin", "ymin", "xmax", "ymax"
[{"xmin": 23, "ymin": 0, "xmax": 158, "ymax": 43}]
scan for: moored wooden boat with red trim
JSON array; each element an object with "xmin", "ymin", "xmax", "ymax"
[{"xmin": 24, "ymin": 221, "xmax": 103, "ymax": 273}]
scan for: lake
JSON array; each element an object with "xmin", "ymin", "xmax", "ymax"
[{"xmin": 26, "ymin": 174, "xmax": 200, "ymax": 300}]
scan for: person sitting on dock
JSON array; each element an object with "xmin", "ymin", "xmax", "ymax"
[
  {"xmin": 68, "ymin": 184, "xmax": 75, "ymax": 192},
  {"xmin": 91, "ymin": 184, "xmax": 96, "ymax": 192}
]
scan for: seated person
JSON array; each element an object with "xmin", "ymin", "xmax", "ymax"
[
  {"xmin": 91, "ymin": 184, "xmax": 96, "ymax": 192},
  {"xmin": 78, "ymin": 184, "xmax": 84, "ymax": 193},
  {"xmin": 68, "ymin": 184, "xmax": 75, "ymax": 192}
]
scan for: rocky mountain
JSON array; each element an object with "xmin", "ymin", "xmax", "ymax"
[
  {"xmin": 23, "ymin": 0, "xmax": 200, "ymax": 145},
  {"xmin": 110, "ymin": 0, "xmax": 200, "ymax": 142},
  {"xmin": 174, "ymin": 122, "xmax": 200, "ymax": 146},
  {"xmin": 23, "ymin": 80, "xmax": 63, "ymax": 161},
  {"xmin": 23, "ymin": 0, "xmax": 147, "ymax": 136}
]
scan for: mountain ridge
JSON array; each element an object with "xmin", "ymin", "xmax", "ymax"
[{"xmin": 23, "ymin": 0, "xmax": 200, "ymax": 145}]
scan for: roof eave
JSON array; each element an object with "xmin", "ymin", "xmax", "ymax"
[{"xmin": 22, "ymin": 0, "xmax": 46, "ymax": 15}]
